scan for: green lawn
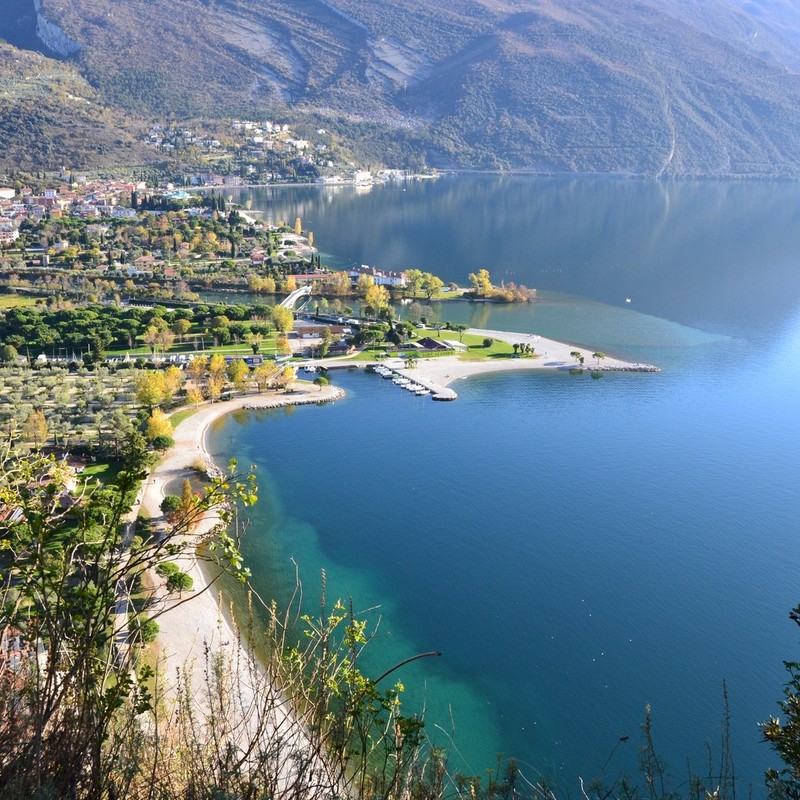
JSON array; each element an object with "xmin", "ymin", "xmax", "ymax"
[
  {"xmin": 106, "ymin": 322, "xmax": 285, "ymax": 358},
  {"xmin": 81, "ymin": 461, "xmax": 124, "ymax": 485},
  {"xmin": 0, "ymin": 294, "xmax": 41, "ymax": 308},
  {"xmin": 409, "ymin": 329, "xmax": 515, "ymax": 359},
  {"xmin": 347, "ymin": 332, "xmax": 518, "ymax": 362},
  {"xmin": 459, "ymin": 339, "xmax": 516, "ymax": 360},
  {"xmin": 169, "ymin": 408, "xmax": 197, "ymax": 427},
  {"xmin": 351, "ymin": 347, "xmax": 393, "ymax": 362},
  {"xmin": 107, "ymin": 340, "xmax": 282, "ymax": 358}
]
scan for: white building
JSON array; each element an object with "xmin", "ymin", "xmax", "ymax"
[
  {"xmin": 348, "ymin": 265, "xmax": 407, "ymax": 287},
  {"xmin": 0, "ymin": 226, "xmax": 19, "ymax": 244}
]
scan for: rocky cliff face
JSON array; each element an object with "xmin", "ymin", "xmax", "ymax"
[{"xmin": 34, "ymin": 0, "xmax": 79, "ymax": 57}]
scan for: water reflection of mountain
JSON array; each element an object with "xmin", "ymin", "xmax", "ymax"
[{"xmin": 234, "ymin": 176, "xmax": 800, "ymax": 341}]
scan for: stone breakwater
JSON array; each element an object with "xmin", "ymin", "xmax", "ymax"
[
  {"xmin": 242, "ymin": 387, "xmax": 346, "ymax": 410},
  {"xmin": 582, "ymin": 364, "xmax": 661, "ymax": 372}
]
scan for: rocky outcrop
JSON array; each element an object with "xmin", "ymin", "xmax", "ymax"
[{"xmin": 34, "ymin": 0, "xmax": 80, "ymax": 57}]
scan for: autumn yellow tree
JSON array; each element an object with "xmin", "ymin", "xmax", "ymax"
[
  {"xmin": 186, "ymin": 386, "xmax": 205, "ymax": 406},
  {"xmin": 323, "ymin": 271, "xmax": 350, "ymax": 295},
  {"xmin": 22, "ymin": 410, "xmax": 48, "ymax": 449},
  {"xmin": 365, "ymin": 283, "xmax": 390, "ymax": 314},
  {"xmin": 227, "ymin": 359, "xmax": 249, "ymax": 393},
  {"xmin": 294, "ymin": 216, "xmax": 302, "ymax": 235},
  {"xmin": 276, "ymin": 335, "xmax": 291, "ymax": 356},
  {"xmin": 469, "ymin": 268, "xmax": 493, "ymax": 296},
  {"xmin": 272, "ymin": 305, "xmax": 294, "ymax": 333},
  {"xmin": 146, "ymin": 409, "xmax": 173, "ymax": 441},
  {"xmin": 356, "ymin": 273, "xmax": 374, "ymax": 297},
  {"xmin": 209, "ymin": 354, "xmax": 227, "ymax": 378},
  {"xmin": 404, "ymin": 269, "xmax": 423, "ymax": 297},
  {"xmin": 187, "ymin": 355, "xmax": 208, "ymax": 384},
  {"xmin": 136, "ymin": 371, "xmax": 168, "ymax": 411},
  {"xmin": 178, "ymin": 477, "xmax": 196, "ymax": 516},
  {"xmin": 205, "ymin": 231, "xmax": 219, "ymax": 252},
  {"xmin": 207, "ymin": 373, "xmax": 225, "ymax": 403},
  {"xmin": 276, "ymin": 365, "xmax": 296, "ymax": 393},
  {"xmin": 253, "ymin": 364, "xmax": 273, "ymax": 393},
  {"xmin": 421, "ymin": 273, "xmax": 444, "ymax": 302},
  {"xmin": 164, "ymin": 365, "xmax": 184, "ymax": 401}
]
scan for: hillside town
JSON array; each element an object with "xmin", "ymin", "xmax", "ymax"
[{"xmin": 138, "ymin": 118, "xmax": 433, "ymax": 187}]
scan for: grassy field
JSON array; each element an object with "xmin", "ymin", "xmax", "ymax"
[
  {"xmin": 169, "ymin": 408, "xmax": 197, "ymax": 428},
  {"xmin": 0, "ymin": 294, "xmax": 41, "ymax": 308},
  {"xmin": 107, "ymin": 345, "xmax": 269, "ymax": 358},
  {"xmin": 81, "ymin": 461, "xmax": 124, "ymax": 485},
  {"xmin": 107, "ymin": 334, "xmax": 284, "ymax": 359},
  {"xmin": 344, "ymin": 330, "xmax": 520, "ymax": 362},
  {"xmin": 459, "ymin": 338, "xmax": 516, "ymax": 360},
  {"xmin": 411, "ymin": 329, "xmax": 516, "ymax": 359},
  {"xmin": 351, "ymin": 347, "xmax": 393, "ymax": 362}
]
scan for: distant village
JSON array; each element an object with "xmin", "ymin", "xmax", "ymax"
[
  {"xmin": 0, "ymin": 178, "xmax": 142, "ymax": 243},
  {"xmin": 141, "ymin": 118, "xmax": 435, "ymax": 187},
  {"xmin": 0, "ymin": 175, "xmax": 415, "ymax": 298}
]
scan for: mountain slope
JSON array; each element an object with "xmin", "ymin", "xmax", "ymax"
[
  {"xmin": 0, "ymin": 41, "xmax": 150, "ymax": 171},
  {"xmin": 6, "ymin": 0, "xmax": 800, "ymax": 175}
]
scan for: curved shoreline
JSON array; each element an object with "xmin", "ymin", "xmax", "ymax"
[
  {"xmin": 142, "ymin": 383, "xmax": 345, "ymax": 713},
  {"xmin": 143, "ymin": 330, "xmax": 656, "ymax": 754},
  {"xmin": 324, "ymin": 327, "xmax": 660, "ymax": 400},
  {"xmin": 147, "ymin": 328, "xmax": 655, "ymax": 678}
]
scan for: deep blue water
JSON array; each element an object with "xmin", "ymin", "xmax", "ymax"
[{"xmin": 207, "ymin": 176, "xmax": 800, "ymax": 791}]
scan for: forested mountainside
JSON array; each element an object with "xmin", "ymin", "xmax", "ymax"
[
  {"xmin": 0, "ymin": 42, "xmax": 151, "ymax": 171},
  {"xmin": 4, "ymin": 0, "xmax": 800, "ymax": 176}
]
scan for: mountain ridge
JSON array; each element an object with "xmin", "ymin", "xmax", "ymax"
[{"xmin": 4, "ymin": 0, "xmax": 800, "ymax": 176}]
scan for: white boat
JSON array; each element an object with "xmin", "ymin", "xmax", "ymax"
[
  {"xmin": 304, "ymin": 365, "xmax": 317, "ymax": 373},
  {"xmin": 405, "ymin": 383, "xmax": 419, "ymax": 392},
  {"xmin": 415, "ymin": 387, "xmax": 431, "ymax": 396},
  {"xmin": 393, "ymin": 377, "xmax": 410, "ymax": 386}
]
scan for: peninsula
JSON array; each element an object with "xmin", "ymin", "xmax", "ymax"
[
  {"xmin": 141, "ymin": 321, "xmax": 657, "ymax": 709},
  {"xmin": 350, "ymin": 327, "xmax": 659, "ymax": 400}
]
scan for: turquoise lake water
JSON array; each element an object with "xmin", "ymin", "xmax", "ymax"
[{"xmin": 207, "ymin": 176, "xmax": 800, "ymax": 791}]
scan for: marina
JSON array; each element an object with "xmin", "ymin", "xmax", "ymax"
[{"xmin": 371, "ymin": 363, "xmax": 456, "ymax": 400}]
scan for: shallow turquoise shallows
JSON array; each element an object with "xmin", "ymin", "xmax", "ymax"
[{"xmin": 206, "ymin": 175, "xmax": 800, "ymax": 792}]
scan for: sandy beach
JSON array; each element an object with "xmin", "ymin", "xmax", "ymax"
[
  {"xmin": 143, "ymin": 382, "xmax": 343, "ymax": 679},
  {"xmin": 140, "ymin": 382, "xmax": 344, "ymax": 785}
]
